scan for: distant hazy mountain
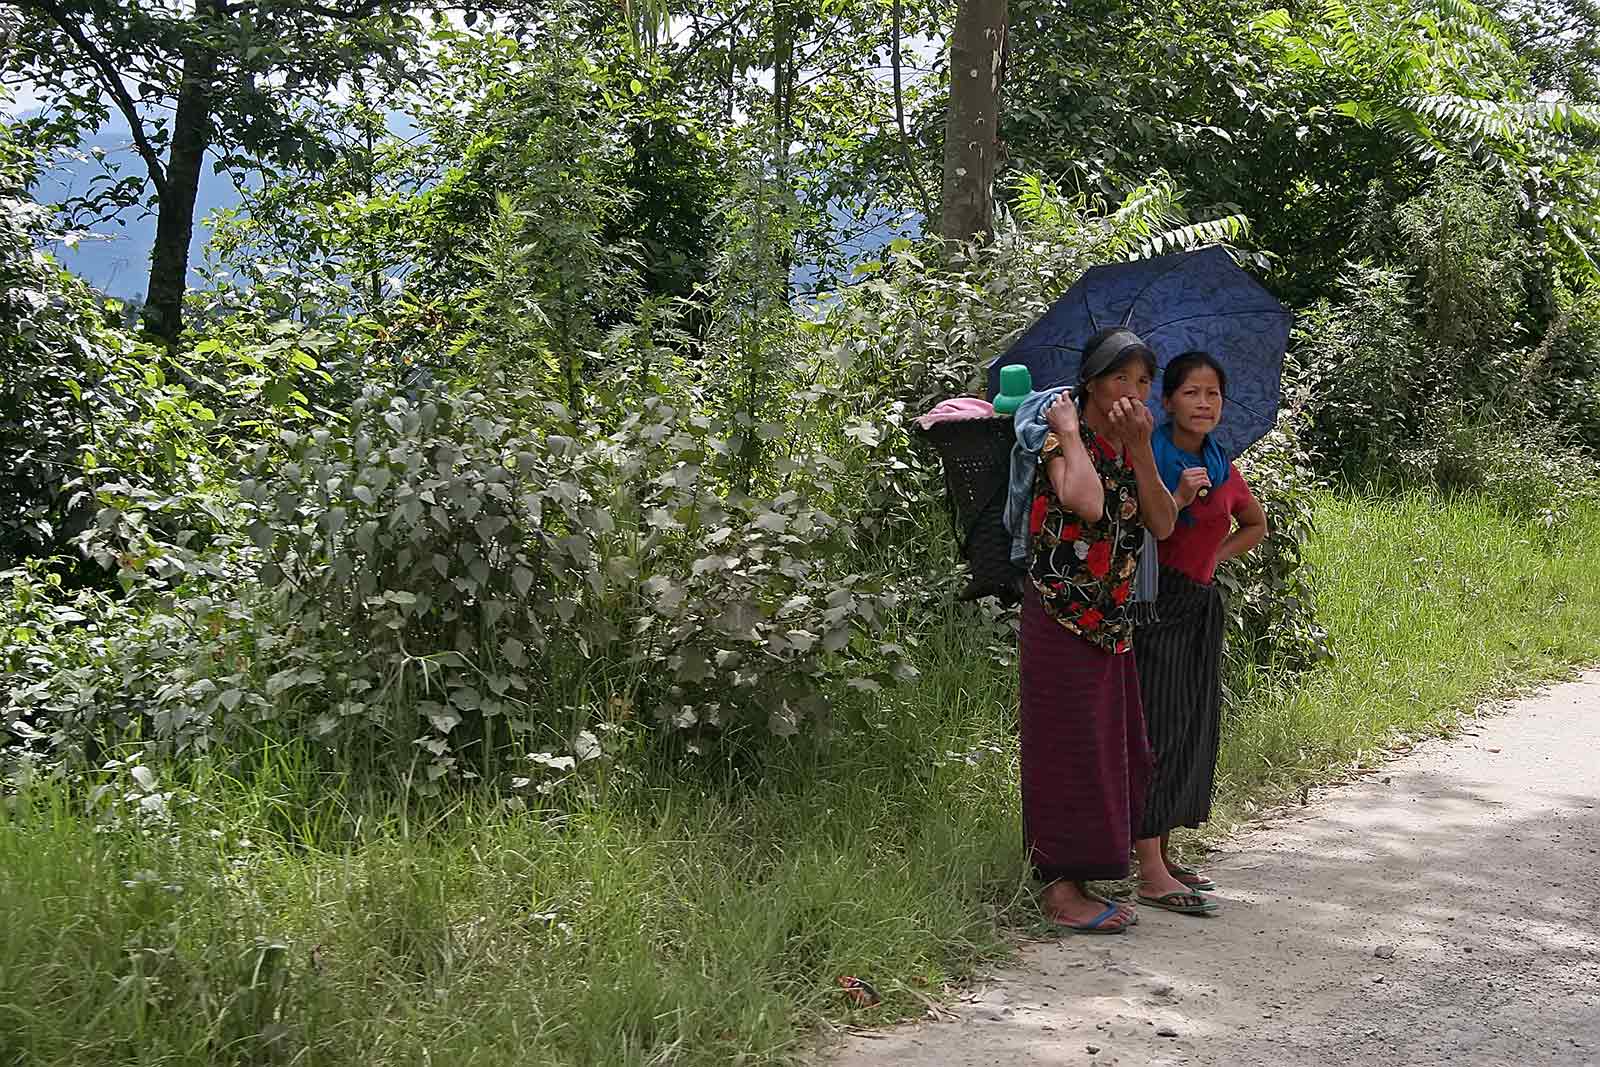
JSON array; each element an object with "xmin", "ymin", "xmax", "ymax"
[
  {"xmin": 26, "ymin": 117, "xmax": 239, "ymax": 300},
  {"xmin": 16, "ymin": 112, "xmax": 909, "ymax": 302}
]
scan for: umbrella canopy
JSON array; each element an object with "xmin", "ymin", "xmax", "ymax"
[{"xmin": 986, "ymin": 246, "xmax": 1291, "ymax": 457}]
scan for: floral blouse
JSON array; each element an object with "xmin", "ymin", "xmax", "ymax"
[{"xmin": 1027, "ymin": 424, "xmax": 1145, "ymax": 654}]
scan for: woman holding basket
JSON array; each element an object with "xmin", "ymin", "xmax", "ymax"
[{"xmin": 1020, "ymin": 327, "xmax": 1177, "ymax": 933}]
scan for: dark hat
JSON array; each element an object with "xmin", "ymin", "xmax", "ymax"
[{"xmin": 1080, "ymin": 328, "xmax": 1156, "ymax": 383}]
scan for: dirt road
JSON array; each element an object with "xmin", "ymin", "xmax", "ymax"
[{"xmin": 829, "ymin": 671, "xmax": 1600, "ymax": 1067}]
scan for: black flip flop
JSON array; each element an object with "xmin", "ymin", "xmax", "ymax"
[
  {"xmin": 1136, "ymin": 889, "xmax": 1218, "ymax": 916},
  {"xmin": 1168, "ymin": 865, "xmax": 1217, "ymax": 892}
]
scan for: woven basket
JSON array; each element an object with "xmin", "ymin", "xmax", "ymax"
[{"xmin": 913, "ymin": 413, "xmax": 1027, "ymax": 604}]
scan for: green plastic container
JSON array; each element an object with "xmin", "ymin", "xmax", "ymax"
[{"xmin": 992, "ymin": 364, "xmax": 1033, "ymax": 415}]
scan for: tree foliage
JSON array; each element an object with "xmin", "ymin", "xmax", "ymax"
[
  {"xmin": 1, "ymin": 0, "xmax": 426, "ymax": 340},
  {"xmin": 4, "ymin": 0, "xmax": 1600, "ymax": 784}
]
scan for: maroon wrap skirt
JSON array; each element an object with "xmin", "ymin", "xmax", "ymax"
[{"xmin": 1018, "ymin": 589, "xmax": 1154, "ymax": 883}]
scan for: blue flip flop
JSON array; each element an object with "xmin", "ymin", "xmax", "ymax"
[
  {"xmin": 1053, "ymin": 903, "xmax": 1132, "ymax": 934},
  {"xmin": 1086, "ymin": 888, "xmax": 1138, "ymax": 925}
]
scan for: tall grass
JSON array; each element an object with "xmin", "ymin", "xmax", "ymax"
[
  {"xmin": 1, "ymin": 616, "xmax": 1024, "ymax": 1067},
  {"xmin": 1213, "ymin": 493, "xmax": 1600, "ymax": 823},
  {"xmin": 3, "ymin": 492, "xmax": 1599, "ymax": 1065}
]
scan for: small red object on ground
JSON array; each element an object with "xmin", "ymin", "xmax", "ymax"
[{"xmin": 837, "ymin": 976, "xmax": 881, "ymax": 1007}]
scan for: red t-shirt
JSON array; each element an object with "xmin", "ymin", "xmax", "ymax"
[{"xmin": 1156, "ymin": 463, "xmax": 1256, "ymax": 585}]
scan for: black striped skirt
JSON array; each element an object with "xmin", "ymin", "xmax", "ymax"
[{"xmin": 1134, "ymin": 566, "xmax": 1225, "ymax": 838}]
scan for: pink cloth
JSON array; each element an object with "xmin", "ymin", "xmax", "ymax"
[{"xmin": 914, "ymin": 396, "xmax": 997, "ymax": 430}]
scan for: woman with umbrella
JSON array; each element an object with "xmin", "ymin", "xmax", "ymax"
[
  {"xmin": 995, "ymin": 247, "xmax": 1289, "ymax": 929},
  {"xmin": 1020, "ymin": 327, "xmax": 1176, "ymax": 932},
  {"xmin": 1132, "ymin": 351, "xmax": 1267, "ymax": 915}
]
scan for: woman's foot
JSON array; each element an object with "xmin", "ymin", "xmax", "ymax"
[
  {"xmin": 1138, "ymin": 868, "xmax": 1203, "ymax": 902},
  {"xmin": 1083, "ymin": 885, "xmax": 1137, "ymax": 921},
  {"xmin": 1137, "ymin": 837, "xmax": 1216, "ymax": 912},
  {"xmin": 1041, "ymin": 880, "xmax": 1135, "ymax": 932},
  {"xmin": 1166, "ymin": 863, "xmax": 1216, "ymax": 892},
  {"xmin": 1135, "ymin": 885, "xmax": 1218, "ymax": 915},
  {"xmin": 1157, "ymin": 834, "xmax": 1217, "ymax": 891}
]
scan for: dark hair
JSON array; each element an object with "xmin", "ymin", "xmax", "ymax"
[
  {"xmin": 1162, "ymin": 350, "xmax": 1227, "ymax": 398},
  {"xmin": 1081, "ymin": 326, "xmax": 1157, "ymax": 383}
]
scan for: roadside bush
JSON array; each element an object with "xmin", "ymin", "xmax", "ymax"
[
  {"xmin": 0, "ymin": 186, "xmax": 112, "ymax": 570},
  {"xmin": 1, "ymin": 157, "xmax": 339, "ymax": 582},
  {"xmin": 1394, "ymin": 164, "xmax": 1535, "ymax": 363},
  {"xmin": 1429, "ymin": 416, "xmax": 1600, "ymax": 532},
  {"xmin": 1297, "ymin": 263, "xmax": 1425, "ymax": 478},
  {"xmin": 3, "ymin": 175, "xmax": 1336, "ymax": 784},
  {"xmin": 2, "ymin": 383, "xmax": 910, "ymax": 786},
  {"xmin": 1225, "ymin": 399, "xmax": 1329, "ymax": 670},
  {"xmin": 1296, "ymin": 166, "xmax": 1594, "ymax": 497},
  {"xmin": 1523, "ymin": 287, "xmax": 1600, "ymax": 453}
]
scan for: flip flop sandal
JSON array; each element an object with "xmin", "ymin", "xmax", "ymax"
[
  {"xmin": 1136, "ymin": 890, "xmax": 1218, "ymax": 916},
  {"xmin": 1085, "ymin": 888, "xmax": 1138, "ymax": 925},
  {"xmin": 1050, "ymin": 903, "xmax": 1132, "ymax": 935},
  {"xmin": 1168, "ymin": 865, "xmax": 1217, "ymax": 891}
]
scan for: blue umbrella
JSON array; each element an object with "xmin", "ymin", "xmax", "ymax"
[{"xmin": 986, "ymin": 246, "xmax": 1291, "ymax": 457}]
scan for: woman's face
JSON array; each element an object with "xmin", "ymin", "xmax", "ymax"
[
  {"xmin": 1085, "ymin": 359, "xmax": 1154, "ymax": 414},
  {"xmin": 1162, "ymin": 365, "xmax": 1225, "ymax": 436}
]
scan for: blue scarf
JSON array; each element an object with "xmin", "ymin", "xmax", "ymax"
[{"xmin": 1152, "ymin": 422, "xmax": 1231, "ymax": 526}]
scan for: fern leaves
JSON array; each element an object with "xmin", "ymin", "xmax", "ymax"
[{"xmin": 1258, "ymin": 0, "xmax": 1600, "ymax": 276}]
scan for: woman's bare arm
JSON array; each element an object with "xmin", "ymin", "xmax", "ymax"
[
  {"xmin": 1217, "ymin": 495, "xmax": 1268, "ymax": 564},
  {"xmin": 1043, "ymin": 392, "xmax": 1105, "ymax": 522},
  {"xmin": 1047, "ymin": 445, "xmax": 1105, "ymax": 523}
]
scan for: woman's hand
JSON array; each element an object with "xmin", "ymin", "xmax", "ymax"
[
  {"xmin": 1117, "ymin": 398, "xmax": 1177, "ymax": 539},
  {"xmin": 1107, "ymin": 396, "xmax": 1154, "ymax": 453},
  {"xmin": 1175, "ymin": 467, "xmax": 1211, "ymax": 507},
  {"xmin": 1045, "ymin": 391, "xmax": 1079, "ymax": 438}
]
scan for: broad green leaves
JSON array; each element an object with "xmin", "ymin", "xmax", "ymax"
[
  {"xmin": 1255, "ymin": 0, "xmax": 1600, "ymax": 276},
  {"xmin": 2, "ymin": 372, "xmax": 913, "ymax": 789}
]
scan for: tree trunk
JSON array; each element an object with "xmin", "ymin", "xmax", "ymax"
[
  {"xmin": 771, "ymin": 0, "xmax": 796, "ymax": 281},
  {"xmin": 143, "ymin": 3, "xmax": 219, "ymax": 344},
  {"xmin": 940, "ymin": 0, "xmax": 1008, "ymax": 246}
]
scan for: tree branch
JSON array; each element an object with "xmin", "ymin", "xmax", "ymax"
[
  {"xmin": 669, "ymin": 0, "xmax": 763, "ymax": 75},
  {"xmin": 20, "ymin": 0, "xmax": 168, "ymax": 194},
  {"xmin": 283, "ymin": 1, "xmax": 381, "ymax": 18},
  {"xmin": 218, "ymin": 0, "xmax": 386, "ymax": 17},
  {"xmin": 892, "ymin": 0, "xmax": 934, "ymax": 219},
  {"xmin": 793, "ymin": 11, "xmax": 849, "ymax": 68}
]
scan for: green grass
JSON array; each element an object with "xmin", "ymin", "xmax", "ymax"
[
  {"xmin": 4, "ymin": 492, "xmax": 1600, "ymax": 1066},
  {"xmin": 1212, "ymin": 492, "xmax": 1600, "ymax": 825},
  {"xmin": 0, "ymin": 616, "xmax": 1026, "ymax": 1067}
]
